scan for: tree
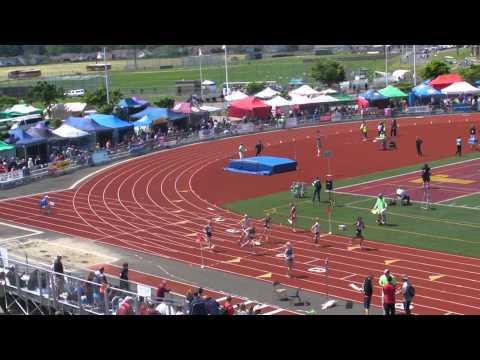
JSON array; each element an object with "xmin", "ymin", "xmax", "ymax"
[
  {"xmin": 459, "ymin": 65, "xmax": 480, "ymax": 83},
  {"xmin": 246, "ymin": 82, "xmax": 266, "ymax": 95},
  {"xmin": 310, "ymin": 59, "xmax": 346, "ymax": 86},
  {"xmin": 421, "ymin": 60, "xmax": 450, "ymax": 80},
  {"xmin": 0, "ymin": 96, "xmax": 18, "ymax": 110},
  {"xmin": 154, "ymin": 97, "xmax": 175, "ymax": 109},
  {"xmin": 84, "ymin": 87, "xmax": 123, "ymax": 112},
  {"xmin": 27, "ymin": 81, "xmax": 65, "ymax": 118}
]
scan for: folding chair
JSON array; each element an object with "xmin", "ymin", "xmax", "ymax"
[{"xmin": 272, "ymin": 281, "xmax": 288, "ymax": 301}]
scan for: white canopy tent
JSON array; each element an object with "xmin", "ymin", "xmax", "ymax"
[
  {"xmin": 202, "ymin": 80, "xmax": 216, "ymax": 86},
  {"xmin": 52, "ymin": 124, "xmax": 90, "ymax": 138},
  {"xmin": 289, "ymin": 85, "xmax": 320, "ymax": 97},
  {"xmin": 318, "ymin": 88, "xmax": 338, "ymax": 95},
  {"xmin": 310, "ymin": 94, "xmax": 340, "ymax": 103},
  {"xmin": 289, "ymin": 94, "xmax": 317, "ymax": 105},
  {"xmin": 254, "ymin": 87, "xmax": 280, "ymax": 99},
  {"xmin": 64, "ymin": 102, "xmax": 87, "ymax": 113},
  {"xmin": 391, "ymin": 70, "xmax": 411, "ymax": 82},
  {"xmin": 265, "ymin": 96, "xmax": 292, "ymax": 108},
  {"xmin": 4, "ymin": 104, "xmax": 42, "ymax": 114},
  {"xmin": 224, "ymin": 90, "xmax": 248, "ymax": 102},
  {"xmin": 199, "ymin": 105, "xmax": 223, "ymax": 113},
  {"xmin": 441, "ymin": 81, "xmax": 480, "ymax": 95}
]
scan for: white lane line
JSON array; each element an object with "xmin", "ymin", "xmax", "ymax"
[
  {"xmin": 254, "ymin": 304, "xmax": 270, "ymax": 310},
  {"xmin": 216, "ymin": 296, "xmax": 227, "ymax": 302},
  {"xmin": 304, "ymin": 258, "xmax": 321, "ymax": 265},
  {"xmin": 0, "ymin": 221, "xmax": 44, "ymax": 236},
  {"xmin": 340, "ymin": 274, "xmax": 357, "ymax": 281},
  {"xmin": 264, "ymin": 308, "xmax": 285, "ymax": 315}
]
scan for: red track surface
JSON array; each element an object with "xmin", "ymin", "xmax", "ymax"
[{"xmin": 1, "ymin": 114, "xmax": 480, "ymax": 315}]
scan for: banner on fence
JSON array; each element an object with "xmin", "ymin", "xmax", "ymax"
[
  {"xmin": 129, "ymin": 143, "xmax": 147, "ymax": 156},
  {"xmin": 233, "ymin": 123, "xmax": 255, "ymax": 134},
  {"xmin": 285, "ymin": 118, "xmax": 298, "ymax": 128},
  {"xmin": 91, "ymin": 150, "xmax": 109, "ymax": 165},
  {"xmin": 319, "ymin": 114, "xmax": 332, "ymax": 122},
  {"xmin": 0, "ymin": 169, "xmax": 24, "ymax": 183},
  {"xmin": 198, "ymin": 128, "xmax": 215, "ymax": 140},
  {"xmin": 48, "ymin": 159, "xmax": 72, "ymax": 175}
]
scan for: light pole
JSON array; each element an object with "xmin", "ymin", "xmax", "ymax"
[
  {"xmin": 104, "ymin": 47, "xmax": 110, "ymax": 104},
  {"xmin": 223, "ymin": 45, "xmax": 229, "ymax": 94},
  {"xmin": 385, "ymin": 45, "xmax": 388, "ymax": 87},
  {"xmin": 413, "ymin": 45, "xmax": 417, "ymax": 87},
  {"xmin": 199, "ymin": 48, "xmax": 204, "ymax": 100}
]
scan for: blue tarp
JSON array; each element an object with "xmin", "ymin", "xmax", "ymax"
[
  {"xmin": 133, "ymin": 115, "xmax": 153, "ymax": 127},
  {"xmin": 64, "ymin": 116, "xmax": 111, "ymax": 133},
  {"xmin": 89, "ymin": 114, "xmax": 134, "ymax": 130},
  {"xmin": 130, "ymin": 107, "xmax": 187, "ymax": 122},
  {"xmin": 412, "ymin": 83, "xmax": 442, "ymax": 97},
  {"xmin": 225, "ymin": 156, "xmax": 297, "ymax": 176},
  {"xmin": 6, "ymin": 128, "xmax": 46, "ymax": 146},
  {"xmin": 358, "ymin": 89, "xmax": 387, "ymax": 102}
]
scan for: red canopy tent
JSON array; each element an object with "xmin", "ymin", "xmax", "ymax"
[
  {"xmin": 429, "ymin": 74, "xmax": 464, "ymax": 90},
  {"xmin": 228, "ymin": 96, "xmax": 272, "ymax": 119},
  {"xmin": 357, "ymin": 96, "xmax": 369, "ymax": 109}
]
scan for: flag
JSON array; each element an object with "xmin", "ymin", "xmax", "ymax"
[
  {"xmin": 222, "ymin": 45, "xmax": 226, "ymax": 50},
  {"xmin": 198, "ymin": 48, "xmax": 202, "ymax": 56}
]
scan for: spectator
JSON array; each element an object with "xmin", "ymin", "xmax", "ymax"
[
  {"xmin": 27, "ymin": 157, "xmax": 34, "ymax": 171},
  {"xmin": 84, "ymin": 272, "xmax": 95, "ymax": 305},
  {"xmin": 184, "ymin": 289, "xmax": 194, "ymax": 314},
  {"xmin": 174, "ymin": 305, "xmax": 184, "ymax": 315},
  {"xmin": 222, "ymin": 295, "xmax": 235, "ymax": 315},
  {"xmin": 236, "ymin": 303, "xmax": 248, "ymax": 315},
  {"xmin": 119, "ymin": 262, "xmax": 129, "ymax": 291},
  {"xmin": 204, "ymin": 296, "xmax": 220, "ymax": 315},
  {"xmin": 117, "ymin": 296, "xmax": 135, "ymax": 315},
  {"xmin": 190, "ymin": 292, "xmax": 207, "ymax": 315},
  {"xmin": 400, "ymin": 276, "xmax": 415, "ymax": 315},
  {"xmin": 156, "ymin": 300, "xmax": 175, "ymax": 315},
  {"xmin": 6, "ymin": 265, "xmax": 26, "ymax": 288},
  {"xmin": 156, "ymin": 280, "xmax": 170, "ymax": 300},
  {"xmin": 52, "ymin": 255, "xmax": 65, "ymax": 299},
  {"xmin": 382, "ymin": 275, "xmax": 396, "ymax": 316},
  {"xmin": 362, "ymin": 275, "xmax": 373, "ymax": 315}
]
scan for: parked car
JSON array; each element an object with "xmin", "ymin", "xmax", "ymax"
[{"xmin": 64, "ymin": 89, "xmax": 85, "ymax": 97}]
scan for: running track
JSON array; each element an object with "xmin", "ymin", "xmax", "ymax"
[{"xmin": 1, "ymin": 114, "xmax": 480, "ymax": 315}]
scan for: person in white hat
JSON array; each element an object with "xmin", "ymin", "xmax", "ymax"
[{"xmin": 39, "ymin": 195, "xmax": 52, "ymax": 215}]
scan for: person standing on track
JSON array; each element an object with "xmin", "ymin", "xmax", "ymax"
[
  {"xmin": 312, "ymin": 176, "xmax": 322, "ymax": 205},
  {"xmin": 399, "ymin": 276, "xmax": 415, "ymax": 315},
  {"xmin": 421, "ymin": 164, "xmax": 432, "ymax": 209},
  {"xmin": 255, "ymin": 140, "xmax": 264, "ymax": 157},
  {"xmin": 239, "ymin": 214, "xmax": 251, "ymax": 244},
  {"xmin": 238, "ymin": 143, "xmax": 247, "ymax": 159},
  {"xmin": 372, "ymin": 193, "xmax": 388, "ymax": 225},
  {"xmin": 362, "ymin": 275, "xmax": 373, "ymax": 315},
  {"xmin": 415, "ymin": 136, "xmax": 423, "ymax": 156},
  {"xmin": 39, "ymin": 195, "xmax": 52, "ymax": 215},
  {"xmin": 204, "ymin": 220, "xmax": 214, "ymax": 249},
  {"xmin": 284, "ymin": 242, "xmax": 294, "ymax": 278},
  {"xmin": 382, "ymin": 275, "xmax": 396, "ymax": 316},
  {"xmin": 455, "ymin": 136, "xmax": 462, "ymax": 156},
  {"xmin": 288, "ymin": 203, "xmax": 297, "ymax": 232},
  {"xmin": 390, "ymin": 118, "xmax": 398, "ymax": 137},
  {"xmin": 311, "ymin": 218, "xmax": 321, "ymax": 245},
  {"xmin": 315, "ymin": 131, "xmax": 322, "ymax": 157},
  {"xmin": 351, "ymin": 217, "xmax": 365, "ymax": 248},
  {"xmin": 262, "ymin": 213, "xmax": 272, "ymax": 243},
  {"xmin": 360, "ymin": 120, "xmax": 368, "ymax": 142}
]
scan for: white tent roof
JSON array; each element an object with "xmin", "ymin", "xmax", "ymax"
[
  {"xmin": 224, "ymin": 90, "xmax": 248, "ymax": 102},
  {"xmin": 318, "ymin": 88, "xmax": 338, "ymax": 95},
  {"xmin": 391, "ymin": 70, "xmax": 410, "ymax": 81},
  {"xmin": 254, "ymin": 87, "xmax": 280, "ymax": 99},
  {"xmin": 441, "ymin": 81, "xmax": 480, "ymax": 95},
  {"xmin": 310, "ymin": 95, "xmax": 340, "ymax": 103},
  {"xmin": 289, "ymin": 94, "xmax": 317, "ymax": 105},
  {"xmin": 52, "ymin": 124, "xmax": 89, "ymax": 138},
  {"xmin": 64, "ymin": 102, "xmax": 87, "ymax": 113},
  {"xmin": 199, "ymin": 105, "xmax": 222, "ymax": 113},
  {"xmin": 265, "ymin": 96, "xmax": 292, "ymax": 108},
  {"xmin": 202, "ymin": 80, "xmax": 216, "ymax": 86},
  {"xmin": 5, "ymin": 104, "xmax": 41, "ymax": 114},
  {"xmin": 289, "ymin": 85, "xmax": 320, "ymax": 97}
]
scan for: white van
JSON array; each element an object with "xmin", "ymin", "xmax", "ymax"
[
  {"xmin": 9, "ymin": 114, "xmax": 45, "ymax": 131},
  {"xmin": 64, "ymin": 89, "xmax": 86, "ymax": 97}
]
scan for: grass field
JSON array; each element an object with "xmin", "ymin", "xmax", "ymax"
[{"xmin": 223, "ymin": 152, "xmax": 480, "ymax": 258}]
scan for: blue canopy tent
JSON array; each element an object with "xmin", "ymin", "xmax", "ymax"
[
  {"xmin": 358, "ymin": 89, "xmax": 389, "ymax": 108},
  {"xmin": 409, "ymin": 84, "xmax": 442, "ymax": 106},
  {"xmin": 64, "ymin": 116, "xmax": 111, "ymax": 148},
  {"xmin": 117, "ymin": 97, "xmax": 149, "ymax": 118},
  {"xmin": 131, "ymin": 107, "xmax": 187, "ymax": 125},
  {"xmin": 133, "ymin": 115, "xmax": 153, "ymax": 127},
  {"xmin": 6, "ymin": 128, "xmax": 48, "ymax": 161},
  {"xmin": 89, "ymin": 114, "xmax": 134, "ymax": 144}
]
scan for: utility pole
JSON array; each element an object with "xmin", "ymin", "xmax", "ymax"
[{"xmin": 104, "ymin": 47, "xmax": 110, "ymax": 104}]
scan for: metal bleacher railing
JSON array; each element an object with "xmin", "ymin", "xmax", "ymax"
[{"xmin": 0, "ymin": 257, "xmax": 184, "ymax": 315}]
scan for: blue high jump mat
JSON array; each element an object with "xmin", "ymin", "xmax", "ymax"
[{"xmin": 224, "ymin": 156, "xmax": 297, "ymax": 176}]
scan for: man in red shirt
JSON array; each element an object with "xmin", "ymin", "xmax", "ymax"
[
  {"xmin": 156, "ymin": 280, "xmax": 170, "ymax": 300},
  {"xmin": 382, "ymin": 275, "xmax": 396, "ymax": 316}
]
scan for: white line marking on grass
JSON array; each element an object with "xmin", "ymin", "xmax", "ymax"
[
  {"xmin": 0, "ymin": 221, "xmax": 43, "ymax": 237},
  {"xmin": 436, "ymin": 191, "xmax": 480, "ymax": 204}
]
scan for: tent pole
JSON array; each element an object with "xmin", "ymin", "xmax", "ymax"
[
  {"xmin": 385, "ymin": 45, "xmax": 388, "ymax": 87},
  {"xmin": 199, "ymin": 48, "xmax": 204, "ymax": 100},
  {"xmin": 413, "ymin": 45, "xmax": 417, "ymax": 87},
  {"xmin": 104, "ymin": 47, "xmax": 110, "ymax": 104}
]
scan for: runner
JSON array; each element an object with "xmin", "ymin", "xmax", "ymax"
[
  {"xmin": 390, "ymin": 118, "xmax": 398, "ymax": 137},
  {"xmin": 238, "ymin": 143, "xmax": 247, "ymax": 159},
  {"xmin": 455, "ymin": 136, "xmax": 462, "ymax": 157},
  {"xmin": 312, "ymin": 176, "xmax": 322, "ymax": 204},
  {"xmin": 360, "ymin": 120, "xmax": 368, "ymax": 142},
  {"xmin": 39, "ymin": 195, "xmax": 52, "ymax": 215},
  {"xmin": 468, "ymin": 124, "xmax": 478, "ymax": 151},
  {"xmin": 203, "ymin": 220, "xmax": 214, "ymax": 249},
  {"xmin": 255, "ymin": 140, "xmax": 264, "ymax": 156},
  {"xmin": 351, "ymin": 216, "xmax": 365, "ymax": 248},
  {"xmin": 288, "ymin": 203, "xmax": 297, "ymax": 232},
  {"xmin": 311, "ymin": 218, "xmax": 321, "ymax": 245},
  {"xmin": 284, "ymin": 242, "xmax": 294, "ymax": 278},
  {"xmin": 415, "ymin": 136, "xmax": 423, "ymax": 156},
  {"xmin": 421, "ymin": 164, "xmax": 432, "ymax": 209},
  {"xmin": 315, "ymin": 131, "xmax": 322, "ymax": 157},
  {"xmin": 372, "ymin": 193, "xmax": 388, "ymax": 225},
  {"xmin": 238, "ymin": 214, "xmax": 251, "ymax": 244},
  {"xmin": 262, "ymin": 213, "xmax": 272, "ymax": 243},
  {"xmin": 240, "ymin": 225, "xmax": 257, "ymax": 254}
]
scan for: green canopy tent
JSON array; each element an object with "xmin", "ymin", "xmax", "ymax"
[
  {"xmin": 0, "ymin": 104, "xmax": 44, "ymax": 119},
  {"xmin": 378, "ymin": 85, "xmax": 408, "ymax": 99},
  {"xmin": 0, "ymin": 140, "xmax": 15, "ymax": 159},
  {"xmin": 332, "ymin": 93, "xmax": 356, "ymax": 103}
]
